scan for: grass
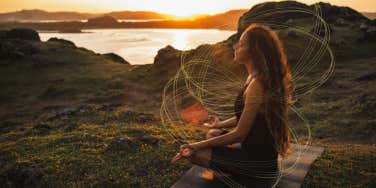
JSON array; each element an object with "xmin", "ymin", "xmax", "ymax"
[
  {"xmin": 0, "ymin": 22, "xmax": 375, "ymax": 187},
  {"xmin": 0, "ymin": 98, "xmax": 207, "ymax": 187},
  {"xmin": 303, "ymin": 144, "xmax": 376, "ymax": 188}
]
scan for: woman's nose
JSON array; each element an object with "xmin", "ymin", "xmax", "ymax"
[{"xmin": 233, "ymin": 44, "xmax": 237, "ymax": 50}]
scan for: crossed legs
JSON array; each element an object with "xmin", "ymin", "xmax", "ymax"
[{"xmin": 186, "ymin": 129, "xmax": 241, "ymax": 167}]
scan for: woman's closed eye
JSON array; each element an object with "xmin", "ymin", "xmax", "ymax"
[{"xmin": 233, "ymin": 42, "xmax": 243, "ymax": 49}]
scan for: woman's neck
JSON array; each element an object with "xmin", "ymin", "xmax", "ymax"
[
  {"xmin": 246, "ymin": 70, "xmax": 258, "ymax": 84},
  {"xmin": 244, "ymin": 61, "xmax": 258, "ymax": 84}
]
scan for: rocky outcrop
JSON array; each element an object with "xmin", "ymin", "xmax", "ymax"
[
  {"xmin": 0, "ymin": 28, "xmax": 41, "ymax": 60},
  {"xmin": 87, "ymin": 16, "xmax": 118, "ymax": 25},
  {"xmin": 0, "ymin": 28, "xmax": 40, "ymax": 41},
  {"xmin": 48, "ymin": 37, "xmax": 76, "ymax": 47},
  {"xmin": 153, "ymin": 45, "xmax": 182, "ymax": 66},
  {"xmin": 317, "ymin": 2, "xmax": 369, "ymax": 23},
  {"xmin": 137, "ymin": 136, "xmax": 160, "ymax": 144},
  {"xmin": 0, "ymin": 28, "xmax": 134, "ymax": 66},
  {"xmin": 237, "ymin": 1, "xmax": 371, "ymax": 34},
  {"xmin": 237, "ymin": 1, "xmax": 311, "ymax": 34},
  {"xmin": 0, "ymin": 29, "xmax": 40, "ymax": 60},
  {"xmin": 102, "ymin": 53, "xmax": 130, "ymax": 64}
]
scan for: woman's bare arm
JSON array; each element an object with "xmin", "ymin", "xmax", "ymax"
[
  {"xmin": 190, "ymin": 79, "xmax": 263, "ymax": 149},
  {"xmin": 215, "ymin": 116, "xmax": 237, "ymax": 128}
]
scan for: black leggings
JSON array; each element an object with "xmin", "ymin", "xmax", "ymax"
[{"xmin": 208, "ymin": 129, "xmax": 279, "ymax": 188}]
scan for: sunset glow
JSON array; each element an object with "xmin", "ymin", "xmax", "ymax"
[
  {"xmin": 0, "ymin": 0, "xmax": 375, "ymax": 17},
  {"xmin": 180, "ymin": 103, "xmax": 209, "ymax": 125}
]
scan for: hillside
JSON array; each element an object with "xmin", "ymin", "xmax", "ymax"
[
  {"xmin": 0, "ymin": 9, "xmax": 175, "ymax": 22},
  {"xmin": 105, "ymin": 10, "xmax": 175, "ymax": 20},
  {"xmin": 0, "ymin": 9, "xmax": 248, "ymax": 31},
  {"xmin": 363, "ymin": 12, "xmax": 376, "ymax": 19},
  {"xmin": 0, "ymin": 1, "xmax": 375, "ymax": 187},
  {"xmin": 0, "ymin": 9, "xmax": 98, "ymax": 22}
]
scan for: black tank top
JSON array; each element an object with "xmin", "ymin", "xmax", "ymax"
[{"xmin": 234, "ymin": 80, "xmax": 278, "ymax": 161}]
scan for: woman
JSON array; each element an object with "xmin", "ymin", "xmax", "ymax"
[{"xmin": 171, "ymin": 23, "xmax": 293, "ymax": 187}]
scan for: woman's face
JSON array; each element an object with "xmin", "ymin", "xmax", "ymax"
[{"xmin": 233, "ymin": 32, "xmax": 250, "ymax": 64}]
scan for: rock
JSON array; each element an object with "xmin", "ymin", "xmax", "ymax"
[
  {"xmin": 5, "ymin": 28, "xmax": 41, "ymax": 41},
  {"xmin": 237, "ymin": 1, "xmax": 371, "ymax": 34},
  {"xmin": 153, "ymin": 45, "xmax": 182, "ymax": 66},
  {"xmin": 45, "ymin": 108, "xmax": 78, "ymax": 121},
  {"xmin": 57, "ymin": 108, "xmax": 77, "ymax": 116},
  {"xmin": 0, "ymin": 38, "xmax": 39, "ymax": 60},
  {"xmin": 87, "ymin": 16, "xmax": 118, "ymax": 25},
  {"xmin": 335, "ymin": 18, "xmax": 347, "ymax": 26},
  {"xmin": 77, "ymin": 105, "xmax": 96, "ymax": 113},
  {"xmin": 102, "ymin": 53, "xmax": 130, "ymax": 64},
  {"xmin": 360, "ymin": 23, "xmax": 369, "ymax": 30},
  {"xmin": 138, "ymin": 136, "xmax": 160, "ymax": 144},
  {"xmin": 107, "ymin": 135, "xmax": 133, "ymax": 150},
  {"xmin": 48, "ymin": 37, "xmax": 76, "ymax": 47}
]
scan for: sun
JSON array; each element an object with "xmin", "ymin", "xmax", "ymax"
[{"xmin": 155, "ymin": 6, "xmax": 203, "ymax": 19}]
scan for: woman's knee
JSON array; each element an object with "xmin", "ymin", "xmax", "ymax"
[
  {"xmin": 188, "ymin": 148, "xmax": 212, "ymax": 167},
  {"xmin": 206, "ymin": 129, "xmax": 223, "ymax": 139}
]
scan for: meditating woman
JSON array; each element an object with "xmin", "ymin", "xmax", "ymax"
[{"xmin": 171, "ymin": 23, "xmax": 293, "ymax": 187}]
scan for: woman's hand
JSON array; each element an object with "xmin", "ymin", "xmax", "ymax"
[
  {"xmin": 171, "ymin": 143, "xmax": 200, "ymax": 163},
  {"xmin": 203, "ymin": 115, "xmax": 221, "ymax": 129}
]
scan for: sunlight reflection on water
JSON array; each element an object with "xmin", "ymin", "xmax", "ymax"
[{"xmin": 39, "ymin": 28, "xmax": 235, "ymax": 65}]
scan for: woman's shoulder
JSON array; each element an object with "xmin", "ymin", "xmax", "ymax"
[{"xmin": 244, "ymin": 78, "xmax": 265, "ymax": 97}]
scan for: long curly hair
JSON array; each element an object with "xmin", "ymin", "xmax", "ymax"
[{"xmin": 242, "ymin": 23, "xmax": 294, "ymax": 158}]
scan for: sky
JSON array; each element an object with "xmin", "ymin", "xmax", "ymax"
[{"xmin": 0, "ymin": 0, "xmax": 375, "ymax": 17}]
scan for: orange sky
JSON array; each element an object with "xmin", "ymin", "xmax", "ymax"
[{"xmin": 0, "ymin": 0, "xmax": 375, "ymax": 17}]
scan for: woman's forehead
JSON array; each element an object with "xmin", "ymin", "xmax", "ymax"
[{"xmin": 240, "ymin": 32, "xmax": 247, "ymax": 41}]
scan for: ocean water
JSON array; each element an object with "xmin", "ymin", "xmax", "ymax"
[{"xmin": 39, "ymin": 28, "xmax": 235, "ymax": 65}]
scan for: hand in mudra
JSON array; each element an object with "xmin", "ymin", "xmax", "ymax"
[
  {"xmin": 203, "ymin": 115, "xmax": 220, "ymax": 129},
  {"xmin": 170, "ymin": 144, "xmax": 195, "ymax": 163}
]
